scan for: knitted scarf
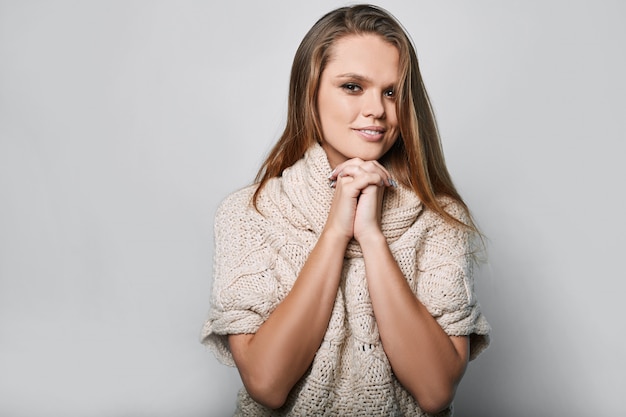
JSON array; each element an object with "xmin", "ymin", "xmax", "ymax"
[
  {"xmin": 202, "ymin": 143, "xmax": 490, "ymax": 417},
  {"xmin": 279, "ymin": 142, "xmax": 423, "ymax": 257}
]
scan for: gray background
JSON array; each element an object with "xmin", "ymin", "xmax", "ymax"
[{"xmin": 1, "ymin": 1, "xmax": 624, "ymax": 416}]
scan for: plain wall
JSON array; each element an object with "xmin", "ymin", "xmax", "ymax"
[{"xmin": 1, "ymin": 1, "xmax": 624, "ymax": 416}]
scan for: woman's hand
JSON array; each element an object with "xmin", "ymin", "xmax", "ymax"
[{"xmin": 327, "ymin": 159, "xmax": 395, "ymax": 242}]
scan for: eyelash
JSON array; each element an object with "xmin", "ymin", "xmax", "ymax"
[
  {"xmin": 341, "ymin": 83, "xmax": 396, "ymax": 99},
  {"xmin": 341, "ymin": 83, "xmax": 362, "ymax": 93}
]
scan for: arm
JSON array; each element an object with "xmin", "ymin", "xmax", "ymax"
[
  {"xmin": 358, "ymin": 232, "xmax": 469, "ymax": 414},
  {"xmin": 228, "ymin": 166, "xmax": 373, "ymax": 409},
  {"xmin": 229, "ymin": 227, "xmax": 349, "ymax": 409},
  {"xmin": 352, "ymin": 177, "xmax": 469, "ymax": 413}
]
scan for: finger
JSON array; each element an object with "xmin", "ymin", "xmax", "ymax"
[
  {"xmin": 330, "ymin": 160, "xmax": 383, "ymax": 180},
  {"xmin": 332, "ymin": 160, "xmax": 396, "ymax": 188},
  {"xmin": 327, "ymin": 158, "xmax": 364, "ymax": 181},
  {"xmin": 364, "ymin": 161, "xmax": 398, "ymax": 188},
  {"xmin": 336, "ymin": 166, "xmax": 386, "ymax": 190},
  {"xmin": 358, "ymin": 160, "xmax": 391, "ymax": 183}
]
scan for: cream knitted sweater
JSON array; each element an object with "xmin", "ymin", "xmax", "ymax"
[{"xmin": 202, "ymin": 143, "xmax": 490, "ymax": 416}]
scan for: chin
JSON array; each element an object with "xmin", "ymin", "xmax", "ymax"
[{"xmin": 354, "ymin": 145, "xmax": 391, "ymax": 162}]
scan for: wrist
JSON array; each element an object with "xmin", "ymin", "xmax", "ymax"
[
  {"xmin": 320, "ymin": 226, "xmax": 353, "ymax": 247},
  {"xmin": 354, "ymin": 229, "xmax": 386, "ymax": 248}
]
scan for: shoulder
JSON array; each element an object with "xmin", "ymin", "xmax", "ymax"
[
  {"xmin": 213, "ymin": 184, "xmax": 264, "ymax": 235},
  {"xmin": 420, "ymin": 195, "xmax": 471, "ymax": 228},
  {"xmin": 214, "ymin": 178, "xmax": 288, "ymax": 233},
  {"xmin": 216, "ymin": 184, "xmax": 257, "ymax": 219},
  {"xmin": 212, "ymin": 184, "xmax": 277, "ymax": 256},
  {"xmin": 416, "ymin": 195, "xmax": 477, "ymax": 254},
  {"xmin": 437, "ymin": 195, "xmax": 471, "ymax": 224}
]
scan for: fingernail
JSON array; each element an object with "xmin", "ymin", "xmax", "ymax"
[
  {"xmin": 327, "ymin": 168, "xmax": 336, "ymax": 179},
  {"xmin": 329, "ymin": 180, "xmax": 337, "ymax": 188},
  {"xmin": 389, "ymin": 179, "xmax": 398, "ymax": 188}
]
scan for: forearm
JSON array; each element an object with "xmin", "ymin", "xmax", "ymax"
[
  {"xmin": 230, "ymin": 229, "xmax": 349, "ymax": 408},
  {"xmin": 360, "ymin": 233, "xmax": 468, "ymax": 413}
]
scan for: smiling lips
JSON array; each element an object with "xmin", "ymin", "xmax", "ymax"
[{"xmin": 354, "ymin": 126, "xmax": 387, "ymax": 141}]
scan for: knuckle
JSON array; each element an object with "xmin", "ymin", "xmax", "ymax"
[{"xmin": 367, "ymin": 172, "xmax": 382, "ymax": 183}]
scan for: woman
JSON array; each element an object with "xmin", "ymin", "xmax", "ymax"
[{"xmin": 202, "ymin": 4, "xmax": 490, "ymax": 416}]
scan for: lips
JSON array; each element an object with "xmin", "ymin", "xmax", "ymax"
[
  {"xmin": 359, "ymin": 129, "xmax": 385, "ymax": 135},
  {"xmin": 354, "ymin": 126, "xmax": 387, "ymax": 141}
]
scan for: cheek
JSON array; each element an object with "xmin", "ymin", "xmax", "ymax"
[
  {"xmin": 386, "ymin": 103, "xmax": 398, "ymax": 125},
  {"xmin": 322, "ymin": 96, "xmax": 354, "ymax": 126},
  {"xmin": 318, "ymin": 90, "xmax": 337, "ymax": 119},
  {"xmin": 326, "ymin": 93, "xmax": 347, "ymax": 112}
]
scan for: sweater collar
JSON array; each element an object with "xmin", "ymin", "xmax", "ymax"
[{"xmin": 281, "ymin": 143, "xmax": 422, "ymax": 257}]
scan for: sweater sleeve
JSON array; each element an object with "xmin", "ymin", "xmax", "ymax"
[
  {"xmin": 200, "ymin": 188, "xmax": 283, "ymax": 366},
  {"xmin": 415, "ymin": 199, "xmax": 491, "ymax": 360}
]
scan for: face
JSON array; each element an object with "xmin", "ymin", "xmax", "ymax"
[{"xmin": 316, "ymin": 34, "xmax": 400, "ymax": 168}]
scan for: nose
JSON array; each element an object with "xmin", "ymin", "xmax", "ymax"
[{"xmin": 362, "ymin": 91, "xmax": 386, "ymax": 119}]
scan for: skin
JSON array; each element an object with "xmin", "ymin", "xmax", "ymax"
[
  {"xmin": 317, "ymin": 34, "xmax": 400, "ymax": 169},
  {"xmin": 229, "ymin": 34, "xmax": 470, "ymax": 413}
]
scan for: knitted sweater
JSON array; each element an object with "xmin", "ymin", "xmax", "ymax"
[{"xmin": 201, "ymin": 143, "xmax": 490, "ymax": 416}]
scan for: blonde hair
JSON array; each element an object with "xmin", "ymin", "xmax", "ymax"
[{"xmin": 254, "ymin": 4, "xmax": 475, "ymax": 230}]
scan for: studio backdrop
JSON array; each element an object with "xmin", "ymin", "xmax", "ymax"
[{"xmin": 1, "ymin": 1, "xmax": 624, "ymax": 416}]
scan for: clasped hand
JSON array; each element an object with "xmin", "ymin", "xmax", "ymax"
[{"xmin": 326, "ymin": 158, "xmax": 397, "ymax": 242}]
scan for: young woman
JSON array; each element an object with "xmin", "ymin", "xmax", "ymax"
[{"xmin": 202, "ymin": 5, "xmax": 490, "ymax": 416}]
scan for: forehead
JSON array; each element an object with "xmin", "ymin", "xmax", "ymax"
[{"xmin": 325, "ymin": 34, "xmax": 400, "ymax": 81}]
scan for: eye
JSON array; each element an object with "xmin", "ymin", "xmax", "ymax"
[
  {"xmin": 384, "ymin": 88, "xmax": 396, "ymax": 99},
  {"xmin": 341, "ymin": 83, "xmax": 362, "ymax": 93}
]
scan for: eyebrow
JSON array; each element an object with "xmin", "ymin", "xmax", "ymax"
[
  {"xmin": 335, "ymin": 73, "xmax": 397, "ymax": 90},
  {"xmin": 336, "ymin": 73, "xmax": 372, "ymax": 82}
]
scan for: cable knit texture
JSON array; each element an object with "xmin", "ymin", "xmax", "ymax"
[{"xmin": 201, "ymin": 143, "xmax": 490, "ymax": 416}]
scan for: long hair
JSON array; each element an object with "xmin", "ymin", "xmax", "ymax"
[{"xmin": 253, "ymin": 4, "xmax": 475, "ymax": 230}]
